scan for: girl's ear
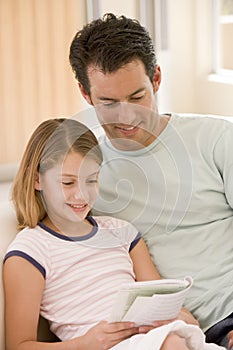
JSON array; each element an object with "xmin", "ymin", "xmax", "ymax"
[{"xmin": 34, "ymin": 172, "xmax": 41, "ymax": 191}]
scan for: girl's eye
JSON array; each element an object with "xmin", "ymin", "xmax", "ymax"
[
  {"xmin": 62, "ymin": 182, "xmax": 74, "ymax": 186},
  {"xmin": 86, "ymin": 179, "xmax": 98, "ymax": 184}
]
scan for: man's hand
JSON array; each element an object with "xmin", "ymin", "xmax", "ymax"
[
  {"xmin": 136, "ymin": 307, "xmax": 199, "ymax": 334},
  {"xmin": 177, "ymin": 307, "xmax": 199, "ymax": 326},
  {"xmin": 228, "ymin": 330, "xmax": 233, "ymax": 349}
]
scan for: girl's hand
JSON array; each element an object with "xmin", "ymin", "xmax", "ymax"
[{"xmin": 82, "ymin": 320, "xmax": 139, "ymax": 349}]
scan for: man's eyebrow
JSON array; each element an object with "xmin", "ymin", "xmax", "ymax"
[
  {"xmin": 98, "ymin": 96, "xmax": 117, "ymax": 102},
  {"xmin": 98, "ymin": 88, "xmax": 145, "ymax": 101},
  {"xmin": 129, "ymin": 88, "xmax": 145, "ymax": 97}
]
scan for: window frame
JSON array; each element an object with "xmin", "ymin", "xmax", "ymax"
[{"xmin": 211, "ymin": 0, "xmax": 233, "ymax": 82}]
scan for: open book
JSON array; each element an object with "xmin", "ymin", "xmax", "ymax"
[{"xmin": 109, "ymin": 276, "xmax": 193, "ymax": 326}]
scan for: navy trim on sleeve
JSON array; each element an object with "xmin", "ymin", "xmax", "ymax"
[
  {"xmin": 3, "ymin": 250, "xmax": 46, "ymax": 279},
  {"xmin": 129, "ymin": 232, "xmax": 141, "ymax": 252}
]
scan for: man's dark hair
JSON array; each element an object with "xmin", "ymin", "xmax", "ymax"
[{"xmin": 69, "ymin": 13, "xmax": 157, "ymax": 95}]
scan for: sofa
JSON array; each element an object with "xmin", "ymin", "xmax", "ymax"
[{"xmin": 0, "ymin": 163, "xmax": 58, "ymax": 349}]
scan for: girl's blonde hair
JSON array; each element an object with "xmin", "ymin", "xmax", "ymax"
[{"xmin": 12, "ymin": 118, "xmax": 103, "ymax": 230}]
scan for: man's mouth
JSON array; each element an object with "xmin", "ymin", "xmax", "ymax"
[
  {"xmin": 120, "ymin": 126, "xmax": 135, "ymax": 131},
  {"xmin": 116, "ymin": 124, "xmax": 139, "ymax": 135}
]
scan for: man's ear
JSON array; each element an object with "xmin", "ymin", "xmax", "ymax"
[
  {"xmin": 78, "ymin": 83, "xmax": 93, "ymax": 105},
  {"xmin": 152, "ymin": 65, "xmax": 162, "ymax": 93},
  {"xmin": 34, "ymin": 172, "xmax": 41, "ymax": 191}
]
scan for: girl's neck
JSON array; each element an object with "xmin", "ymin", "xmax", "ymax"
[{"xmin": 41, "ymin": 216, "xmax": 93, "ymax": 237}]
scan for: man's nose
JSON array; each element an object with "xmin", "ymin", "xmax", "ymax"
[{"xmin": 115, "ymin": 102, "xmax": 136, "ymax": 124}]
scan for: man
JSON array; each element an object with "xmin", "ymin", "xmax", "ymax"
[{"xmin": 69, "ymin": 13, "xmax": 233, "ymax": 349}]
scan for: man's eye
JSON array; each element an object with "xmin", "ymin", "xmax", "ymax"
[
  {"xmin": 102, "ymin": 101, "xmax": 119, "ymax": 108},
  {"xmin": 131, "ymin": 95, "xmax": 144, "ymax": 101},
  {"xmin": 103, "ymin": 102, "xmax": 114, "ymax": 107}
]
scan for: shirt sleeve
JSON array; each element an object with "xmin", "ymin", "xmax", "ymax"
[
  {"xmin": 3, "ymin": 228, "xmax": 49, "ymax": 278},
  {"xmin": 4, "ymin": 250, "xmax": 46, "ymax": 278},
  {"xmin": 213, "ymin": 122, "xmax": 233, "ymax": 208},
  {"xmin": 129, "ymin": 232, "xmax": 141, "ymax": 251}
]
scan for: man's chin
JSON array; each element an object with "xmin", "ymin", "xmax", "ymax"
[{"xmin": 110, "ymin": 137, "xmax": 146, "ymax": 151}]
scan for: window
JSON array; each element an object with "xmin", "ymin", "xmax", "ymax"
[{"xmin": 213, "ymin": 0, "xmax": 233, "ymax": 74}]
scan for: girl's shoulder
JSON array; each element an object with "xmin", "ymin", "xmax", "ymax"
[
  {"xmin": 6, "ymin": 224, "xmax": 48, "ymax": 254},
  {"xmin": 93, "ymin": 215, "xmax": 136, "ymax": 230},
  {"xmin": 92, "ymin": 215, "xmax": 140, "ymax": 246}
]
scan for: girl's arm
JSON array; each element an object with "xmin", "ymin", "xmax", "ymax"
[
  {"xmin": 3, "ymin": 257, "xmax": 139, "ymax": 350},
  {"xmin": 3, "ymin": 256, "xmax": 45, "ymax": 349},
  {"xmin": 129, "ymin": 238, "xmax": 161, "ymax": 281}
]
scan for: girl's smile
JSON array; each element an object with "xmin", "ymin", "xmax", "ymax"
[{"xmin": 36, "ymin": 151, "xmax": 100, "ymax": 236}]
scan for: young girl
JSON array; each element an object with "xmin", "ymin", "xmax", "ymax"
[{"xmin": 3, "ymin": 118, "xmax": 223, "ymax": 350}]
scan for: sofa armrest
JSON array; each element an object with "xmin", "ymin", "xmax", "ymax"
[
  {"xmin": 0, "ymin": 163, "xmax": 18, "ymax": 183},
  {"xmin": 0, "ymin": 201, "xmax": 18, "ymax": 349}
]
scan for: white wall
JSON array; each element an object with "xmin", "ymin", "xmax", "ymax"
[
  {"xmin": 164, "ymin": 0, "xmax": 233, "ymax": 116},
  {"xmin": 97, "ymin": 0, "xmax": 138, "ymax": 18},
  {"xmin": 167, "ymin": 0, "xmax": 196, "ymax": 113}
]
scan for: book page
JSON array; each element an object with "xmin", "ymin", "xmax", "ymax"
[{"xmin": 109, "ymin": 276, "xmax": 193, "ymax": 325}]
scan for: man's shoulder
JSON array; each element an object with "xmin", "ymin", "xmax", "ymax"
[
  {"xmin": 173, "ymin": 113, "xmax": 233, "ymax": 125},
  {"xmin": 171, "ymin": 113, "xmax": 233, "ymax": 136}
]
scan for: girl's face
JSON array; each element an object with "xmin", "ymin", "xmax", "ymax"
[{"xmin": 36, "ymin": 151, "xmax": 100, "ymax": 229}]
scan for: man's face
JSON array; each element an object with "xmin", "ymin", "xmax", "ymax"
[{"xmin": 81, "ymin": 60, "xmax": 161, "ymax": 151}]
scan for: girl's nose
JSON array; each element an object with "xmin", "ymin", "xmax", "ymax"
[
  {"xmin": 72, "ymin": 185, "xmax": 82, "ymax": 199},
  {"xmin": 73, "ymin": 186, "xmax": 89, "ymax": 202}
]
